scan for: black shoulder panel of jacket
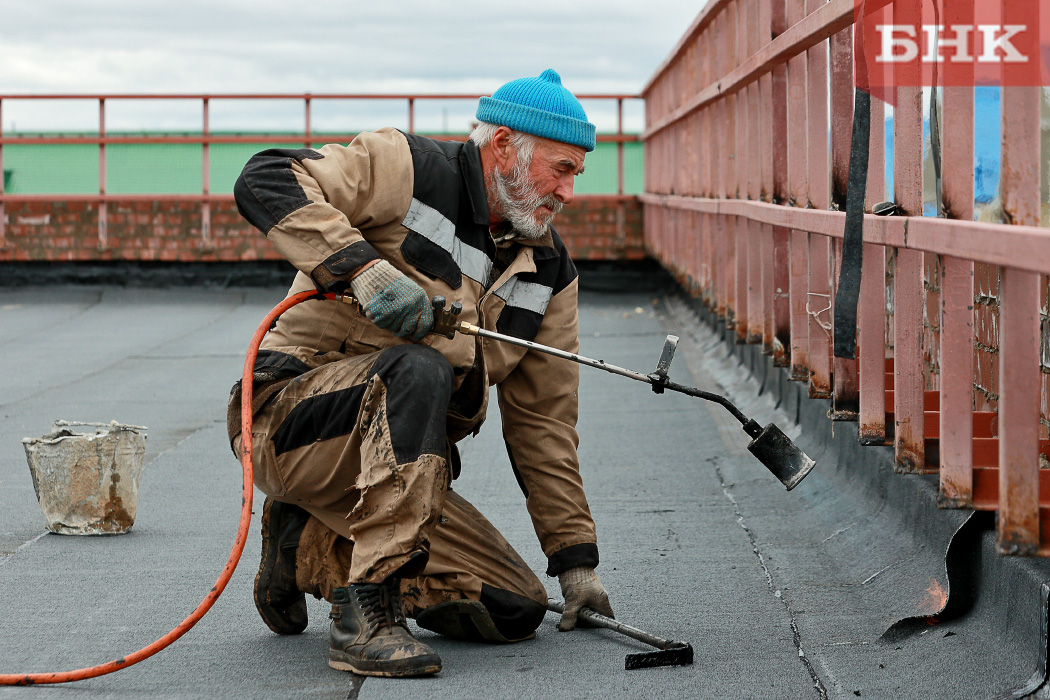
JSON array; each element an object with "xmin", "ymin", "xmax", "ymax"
[
  {"xmin": 537, "ymin": 228, "xmax": 579, "ymax": 296},
  {"xmin": 399, "ymin": 132, "xmax": 494, "ymax": 282},
  {"xmin": 234, "ymin": 148, "xmax": 324, "ymax": 235},
  {"xmin": 495, "ymin": 227, "xmax": 579, "ymax": 341},
  {"xmin": 401, "ymin": 133, "xmax": 464, "ymax": 223}
]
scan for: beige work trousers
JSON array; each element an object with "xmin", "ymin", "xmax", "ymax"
[{"xmin": 235, "ymin": 345, "xmax": 547, "ymax": 630}]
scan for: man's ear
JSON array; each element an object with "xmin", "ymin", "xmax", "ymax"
[{"xmin": 490, "ymin": 126, "xmax": 516, "ymax": 171}]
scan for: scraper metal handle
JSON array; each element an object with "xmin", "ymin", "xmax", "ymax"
[{"xmin": 546, "ymin": 600, "xmax": 676, "ymax": 650}]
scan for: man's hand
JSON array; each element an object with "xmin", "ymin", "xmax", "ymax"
[
  {"xmin": 557, "ymin": 566, "xmax": 614, "ymax": 631},
  {"xmin": 350, "ymin": 260, "xmax": 434, "ymax": 341}
]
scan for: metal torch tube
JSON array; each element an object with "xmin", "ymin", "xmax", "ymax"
[
  {"xmin": 456, "ymin": 322, "xmax": 751, "ymax": 426},
  {"xmin": 457, "ymin": 322, "xmax": 655, "ymax": 384}
]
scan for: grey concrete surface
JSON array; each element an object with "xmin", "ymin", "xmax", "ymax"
[{"xmin": 0, "ymin": 286, "xmax": 1044, "ymax": 699}]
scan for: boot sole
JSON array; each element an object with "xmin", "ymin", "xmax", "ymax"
[
  {"xmin": 255, "ymin": 500, "xmax": 308, "ymax": 635},
  {"xmin": 328, "ymin": 653, "xmax": 441, "ymax": 677}
]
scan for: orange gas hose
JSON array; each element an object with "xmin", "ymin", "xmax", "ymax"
[{"xmin": 0, "ymin": 289, "xmax": 330, "ymax": 686}]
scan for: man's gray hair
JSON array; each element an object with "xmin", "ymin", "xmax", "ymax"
[{"xmin": 469, "ymin": 121, "xmax": 537, "ymax": 166}]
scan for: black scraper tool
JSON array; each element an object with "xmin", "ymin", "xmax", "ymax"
[{"xmin": 546, "ymin": 600, "xmax": 694, "ymax": 670}]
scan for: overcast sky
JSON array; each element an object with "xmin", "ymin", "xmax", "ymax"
[{"xmin": 0, "ymin": 1, "xmax": 705, "ymax": 134}]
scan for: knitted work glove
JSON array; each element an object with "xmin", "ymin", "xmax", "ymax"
[
  {"xmin": 350, "ymin": 260, "xmax": 434, "ymax": 342},
  {"xmin": 557, "ymin": 566, "xmax": 614, "ymax": 631}
]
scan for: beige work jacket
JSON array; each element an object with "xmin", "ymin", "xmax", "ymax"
[{"xmin": 232, "ymin": 128, "xmax": 599, "ymax": 575}]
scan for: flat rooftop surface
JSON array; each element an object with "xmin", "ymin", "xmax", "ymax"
[{"xmin": 0, "ymin": 285, "xmax": 1041, "ymax": 699}]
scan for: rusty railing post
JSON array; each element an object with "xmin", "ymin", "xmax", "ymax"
[
  {"xmin": 806, "ymin": 0, "xmax": 832, "ymax": 398},
  {"xmin": 770, "ymin": 0, "xmax": 791, "ymax": 367},
  {"xmin": 0, "ymin": 97, "xmax": 5, "ymax": 247},
  {"xmin": 858, "ymin": 91, "xmax": 887, "ymax": 445},
  {"xmin": 997, "ymin": 67, "xmax": 1043, "ymax": 552},
  {"xmin": 201, "ymin": 97, "xmax": 211, "ymax": 243},
  {"xmin": 787, "ymin": 0, "xmax": 810, "ymax": 382},
  {"xmin": 98, "ymin": 97, "xmax": 107, "ymax": 249},
  {"xmin": 937, "ymin": 0, "xmax": 976, "ymax": 506},
  {"xmin": 891, "ymin": 0, "xmax": 925, "ymax": 473}
]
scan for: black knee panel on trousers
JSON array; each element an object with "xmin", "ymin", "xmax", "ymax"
[
  {"xmin": 366, "ymin": 345, "xmax": 453, "ymax": 465},
  {"xmin": 271, "ymin": 345, "xmax": 453, "ymax": 463},
  {"xmin": 479, "ymin": 584, "xmax": 547, "ymax": 640}
]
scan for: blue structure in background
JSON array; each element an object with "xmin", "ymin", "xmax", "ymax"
[
  {"xmin": 972, "ymin": 87, "xmax": 1001, "ymax": 205},
  {"xmin": 883, "ymin": 87, "xmax": 1001, "ymax": 216}
]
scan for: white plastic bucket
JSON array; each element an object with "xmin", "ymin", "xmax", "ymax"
[{"xmin": 22, "ymin": 420, "xmax": 148, "ymax": 535}]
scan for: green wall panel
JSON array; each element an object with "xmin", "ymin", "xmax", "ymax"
[
  {"xmin": 3, "ymin": 144, "xmax": 99, "ymax": 193},
  {"xmin": 3, "ymin": 136, "xmax": 642, "ymax": 196},
  {"xmin": 574, "ymin": 141, "xmax": 643, "ymax": 195},
  {"xmin": 107, "ymin": 143, "xmax": 202, "ymax": 194}
]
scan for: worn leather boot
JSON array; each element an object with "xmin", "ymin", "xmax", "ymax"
[
  {"xmin": 328, "ymin": 581, "xmax": 442, "ymax": 677},
  {"xmin": 254, "ymin": 497, "xmax": 310, "ymax": 635}
]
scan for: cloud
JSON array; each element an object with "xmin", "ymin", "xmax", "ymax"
[{"xmin": 1, "ymin": 0, "xmax": 703, "ymax": 131}]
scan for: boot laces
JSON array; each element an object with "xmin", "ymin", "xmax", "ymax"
[{"xmin": 357, "ymin": 584, "xmax": 406, "ymax": 631}]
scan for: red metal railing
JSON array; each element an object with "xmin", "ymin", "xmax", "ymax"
[
  {"xmin": 642, "ymin": 0, "xmax": 1050, "ymax": 555},
  {"xmin": 0, "ymin": 92, "xmax": 639, "ymax": 246}
]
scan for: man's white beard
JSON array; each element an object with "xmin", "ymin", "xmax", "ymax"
[{"xmin": 490, "ymin": 158, "xmax": 563, "ymax": 240}]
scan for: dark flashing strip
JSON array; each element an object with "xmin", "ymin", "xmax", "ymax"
[{"xmin": 0, "ymin": 261, "xmax": 299, "ymax": 288}]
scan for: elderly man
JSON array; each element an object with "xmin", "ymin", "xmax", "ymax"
[{"xmin": 228, "ymin": 69, "xmax": 614, "ymax": 678}]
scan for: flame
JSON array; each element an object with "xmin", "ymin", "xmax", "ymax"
[{"xmin": 920, "ymin": 577, "xmax": 948, "ymax": 616}]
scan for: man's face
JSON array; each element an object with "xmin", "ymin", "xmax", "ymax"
[{"xmin": 491, "ymin": 135, "xmax": 586, "ymax": 239}]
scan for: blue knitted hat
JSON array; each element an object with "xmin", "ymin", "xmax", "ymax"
[{"xmin": 476, "ymin": 69, "xmax": 595, "ymax": 152}]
